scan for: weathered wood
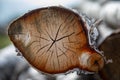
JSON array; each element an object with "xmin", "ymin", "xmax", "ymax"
[{"xmin": 99, "ymin": 29, "xmax": 120, "ymax": 80}]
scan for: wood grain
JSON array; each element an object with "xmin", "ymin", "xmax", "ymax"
[{"xmin": 8, "ymin": 7, "xmax": 104, "ymax": 74}]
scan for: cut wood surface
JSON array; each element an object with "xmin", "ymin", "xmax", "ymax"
[{"xmin": 8, "ymin": 6, "xmax": 104, "ymax": 74}]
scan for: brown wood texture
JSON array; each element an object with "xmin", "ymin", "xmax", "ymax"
[
  {"xmin": 99, "ymin": 29, "xmax": 120, "ymax": 80},
  {"xmin": 8, "ymin": 7, "xmax": 104, "ymax": 74}
]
